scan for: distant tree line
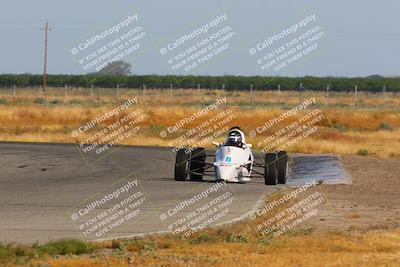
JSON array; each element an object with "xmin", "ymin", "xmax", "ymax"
[{"xmin": 0, "ymin": 74, "xmax": 399, "ymax": 92}]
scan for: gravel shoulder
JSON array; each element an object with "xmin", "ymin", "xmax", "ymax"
[{"xmin": 309, "ymin": 155, "xmax": 400, "ymax": 231}]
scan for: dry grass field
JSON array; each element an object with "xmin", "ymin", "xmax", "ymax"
[
  {"xmin": 0, "ymin": 87, "xmax": 399, "ymax": 158},
  {"xmin": 3, "ymin": 230, "xmax": 399, "ymax": 267}
]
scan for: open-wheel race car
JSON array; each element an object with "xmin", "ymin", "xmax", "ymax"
[{"xmin": 174, "ymin": 127, "xmax": 289, "ymax": 185}]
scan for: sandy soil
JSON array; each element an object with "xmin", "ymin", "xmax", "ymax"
[{"xmin": 310, "ymin": 155, "xmax": 400, "ymax": 231}]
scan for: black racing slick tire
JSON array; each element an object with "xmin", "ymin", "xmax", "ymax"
[
  {"xmin": 264, "ymin": 152, "xmax": 278, "ymax": 185},
  {"xmin": 277, "ymin": 151, "xmax": 288, "ymax": 184},
  {"xmin": 189, "ymin": 148, "xmax": 206, "ymax": 181},
  {"xmin": 175, "ymin": 149, "xmax": 190, "ymax": 181}
]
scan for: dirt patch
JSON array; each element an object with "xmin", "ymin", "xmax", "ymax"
[{"xmin": 309, "ymin": 155, "xmax": 400, "ymax": 231}]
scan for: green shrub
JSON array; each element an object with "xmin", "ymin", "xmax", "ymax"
[
  {"xmin": 0, "ymin": 243, "xmax": 33, "ymax": 262},
  {"xmin": 49, "ymin": 99, "xmax": 63, "ymax": 105},
  {"xmin": 357, "ymin": 149, "xmax": 368, "ymax": 156},
  {"xmin": 111, "ymin": 239, "xmax": 123, "ymax": 250},
  {"xmin": 126, "ymin": 240, "xmax": 158, "ymax": 253},
  {"xmin": 34, "ymin": 239, "xmax": 96, "ymax": 256},
  {"xmin": 0, "ymin": 99, "xmax": 7, "ymax": 105},
  {"xmin": 379, "ymin": 122, "xmax": 393, "ymax": 131},
  {"xmin": 142, "ymin": 242, "xmax": 157, "ymax": 252},
  {"xmin": 33, "ymin": 98, "xmax": 46, "ymax": 104},
  {"xmin": 0, "ymin": 240, "xmax": 96, "ymax": 262},
  {"xmin": 14, "ymin": 245, "xmax": 33, "ymax": 257},
  {"xmin": 257, "ymin": 237, "xmax": 271, "ymax": 246},
  {"xmin": 0, "ymin": 245, "xmax": 9, "ymax": 260},
  {"xmin": 226, "ymin": 234, "xmax": 248, "ymax": 243},
  {"xmin": 69, "ymin": 99, "xmax": 82, "ymax": 105},
  {"xmin": 190, "ymin": 233, "xmax": 218, "ymax": 244}
]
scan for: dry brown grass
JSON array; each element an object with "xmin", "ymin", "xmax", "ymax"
[
  {"xmin": 7, "ymin": 231, "xmax": 399, "ymax": 267},
  {"xmin": 0, "ymin": 88, "xmax": 399, "ymax": 157}
]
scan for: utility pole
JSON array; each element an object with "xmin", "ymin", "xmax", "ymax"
[
  {"xmin": 277, "ymin": 84, "xmax": 281, "ymax": 104},
  {"xmin": 41, "ymin": 22, "xmax": 51, "ymax": 94},
  {"xmin": 250, "ymin": 84, "xmax": 253, "ymax": 106},
  {"xmin": 326, "ymin": 85, "xmax": 330, "ymax": 105},
  {"xmin": 354, "ymin": 85, "xmax": 358, "ymax": 107}
]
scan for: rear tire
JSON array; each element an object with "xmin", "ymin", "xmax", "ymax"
[
  {"xmin": 264, "ymin": 153, "xmax": 278, "ymax": 185},
  {"xmin": 175, "ymin": 149, "xmax": 190, "ymax": 181},
  {"xmin": 189, "ymin": 148, "xmax": 205, "ymax": 181},
  {"xmin": 277, "ymin": 151, "xmax": 288, "ymax": 184}
]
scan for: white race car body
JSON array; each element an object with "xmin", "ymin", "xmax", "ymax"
[
  {"xmin": 214, "ymin": 145, "xmax": 253, "ymax": 182},
  {"xmin": 213, "ymin": 128, "xmax": 254, "ymax": 183}
]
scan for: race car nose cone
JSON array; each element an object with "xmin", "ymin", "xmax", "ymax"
[{"xmin": 217, "ymin": 165, "xmax": 237, "ymax": 182}]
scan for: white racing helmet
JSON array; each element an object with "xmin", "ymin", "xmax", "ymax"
[{"xmin": 226, "ymin": 127, "xmax": 246, "ymax": 146}]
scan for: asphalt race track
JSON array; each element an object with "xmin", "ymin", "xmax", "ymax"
[{"xmin": 0, "ymin": 142, "xmax": 349, "ymax": 243}]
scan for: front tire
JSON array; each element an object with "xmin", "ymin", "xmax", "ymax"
[
  {"xmin": 264, "ymin": 153, "xmax": 278, "ymax": 185},
  {"xmin": 277, "ymin": 151, "xmax": 288, "ymax": 184},
  {"xmin": 189, "ymin": 148, "xmax": 205, "ymax": 181},
  {"xmin": 175, "ymin": 149, "xmax": 190, "ymax": 181}
]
